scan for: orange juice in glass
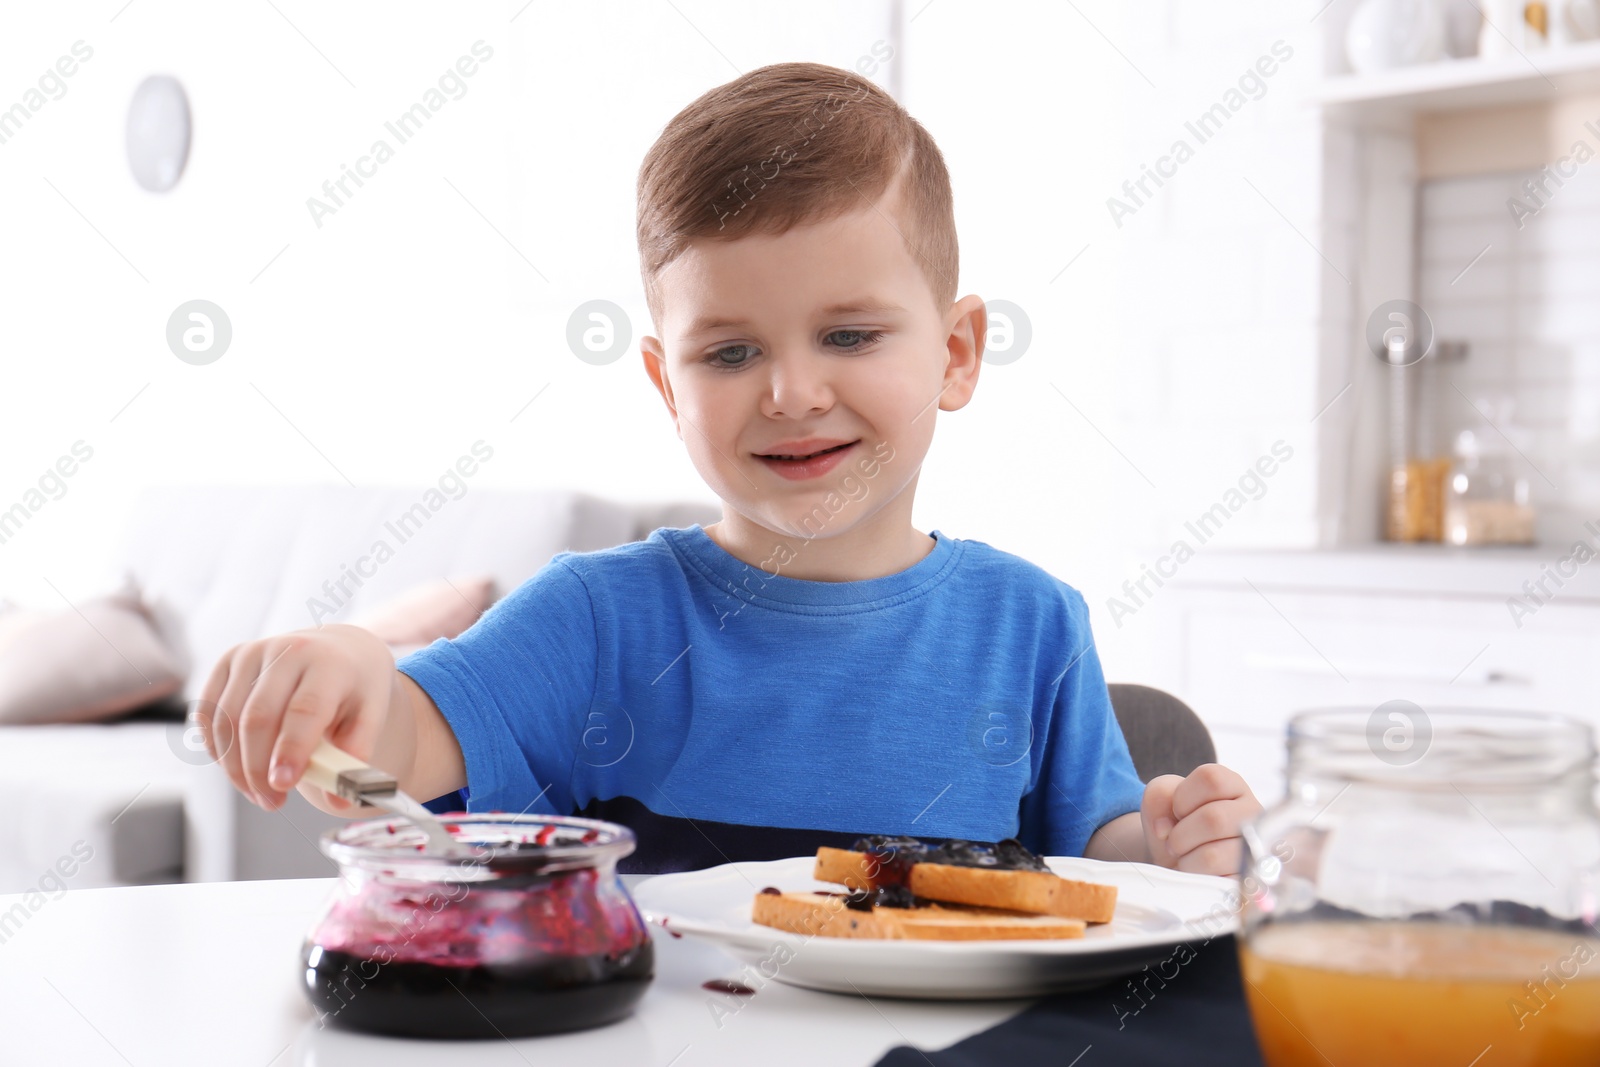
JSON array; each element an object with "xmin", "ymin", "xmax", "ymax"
[{"xmin": 1238, "ymin": 707, "xmax": 1600, "ymax": 1067}]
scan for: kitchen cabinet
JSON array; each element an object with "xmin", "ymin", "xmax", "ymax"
[{"xmin": 1152, "ymin": 548, "xmax": 1600, "ymax": 806}]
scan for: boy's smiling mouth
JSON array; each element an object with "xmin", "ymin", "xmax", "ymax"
[
  {"xmin": 754, "ymin": 438, "xmax": 860, "ymax": 480},
  {"xmin": 755, "ymin": 437, "xmax": 859, "ymax": 461}
]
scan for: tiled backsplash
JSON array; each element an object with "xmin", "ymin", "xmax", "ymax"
[{"xmin": 1418, "ymin": 161, "xmax": 1600, "ymax": 538}]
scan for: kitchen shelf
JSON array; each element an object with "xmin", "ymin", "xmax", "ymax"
[
  {"xmin": 1173, "ymin": 544, "xmax": 1592, "ymax": 601},
  {"xmin": 1316, "ymin": 38, "xmax": 1600, "ymax": 117}
]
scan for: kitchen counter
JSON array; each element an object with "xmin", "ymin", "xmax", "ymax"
[{"xmin": 1169, "ymin": 542, "xmax": 1600, "ymax": 601}]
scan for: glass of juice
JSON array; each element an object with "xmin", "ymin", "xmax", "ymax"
[{"xmin": 1238, "ymin": 707, "xmax": 1600, "ymax": 1067}]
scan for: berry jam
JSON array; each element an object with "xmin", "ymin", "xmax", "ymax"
[
  {"xmin": 851, "ymin": 835, "xmax": 1050, "ymax": 890},
  {"xmin": 701, "ymin": 978, "xmax": 756, "ymax": 995},
  {"xmin": 844, "ymin": 884, "xmax": 919, "ymax": 911},
  {"xmin": 301, "ymin": 815, "xmax": 653, "ymax": 1039},
  {"xmin": 302, "ymin": 942, "xmax": 652, "ymax": 1039}
]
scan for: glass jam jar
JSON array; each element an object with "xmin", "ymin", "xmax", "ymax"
[
  {"xmin": 299, "ymin": 813, "xmax": 653, "ymax": 1039},
  {"xmin": 1238, "ymin": 707, "xmax": 1600, "ymax": 1067}
]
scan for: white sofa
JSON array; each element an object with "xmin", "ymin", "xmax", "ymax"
[{"xmin": 0, "ymin": 486, "xmax": 719, "ymax": 893}]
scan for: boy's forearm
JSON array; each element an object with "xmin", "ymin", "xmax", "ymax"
[
  {"xmin": 1083, "ymin": 811, "xmax": 1150, "ymax": 865},
  {"xmin": 316, "ymin": 669, "xmax": 466, "ymax": 817},
  {"xmin": 378, "ymin": 669, "xmax": 467, "ymax": 804}
]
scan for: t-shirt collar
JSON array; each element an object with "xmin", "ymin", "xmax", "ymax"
[{"xmin": 663, "ymin": 523, "xmax": 960, "ymax": 610}]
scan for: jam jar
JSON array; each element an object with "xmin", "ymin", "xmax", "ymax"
[
  {"xmin": 299, "ymin": 813, "xmax": 653, "ymax": 1039},
  {"xmin": 1239, "ymin": 707, "xmax": 1600, "ymax": 1067}
]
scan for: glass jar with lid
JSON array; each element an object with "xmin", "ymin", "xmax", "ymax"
[
  {"xmin": 1445, "ymin": 428, "xmax": 1536, "ymax": 545},
  {"xmin": 1238, "ymin": 707, "xmax": 1600, "ymax": 1066},
  {"xmin": 300, "ymin": 813, "xmax": 654, "ymax": 1039}
]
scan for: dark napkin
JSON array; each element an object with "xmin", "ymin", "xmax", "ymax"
[{"xmin": 875, "ymin": 934, "xmax": 1266, "ymax": 1067}]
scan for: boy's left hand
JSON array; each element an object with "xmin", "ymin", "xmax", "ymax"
[{"xmin": 1141, "ymin": 764, "xmax": 1262, "ymax": 876}]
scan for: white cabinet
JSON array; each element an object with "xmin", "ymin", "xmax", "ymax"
[{"xmin": 1157, "ymin": 550, "xmax": 1600, "ymax": 806}]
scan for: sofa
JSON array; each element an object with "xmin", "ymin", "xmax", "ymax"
[{"xmin": 0, "ymin": 486, "xmax": 719, "ymax": 894}]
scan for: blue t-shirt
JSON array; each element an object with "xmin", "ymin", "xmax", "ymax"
[{"xmin": 397, "ymin": 524, "xmax": 1145, "ymax": 874}]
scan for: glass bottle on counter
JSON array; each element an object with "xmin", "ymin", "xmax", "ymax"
[
  {"xmin": 1384, "ymin": 333, "xmax": 1426, "ymax": 541},
  {"xmin": 1444, "ymin": 424, "xmax": 1536, "ymax": 546},
  {"xmin": 1385, "ymin": 338, "xmax": 1465, "ymax": 542}
]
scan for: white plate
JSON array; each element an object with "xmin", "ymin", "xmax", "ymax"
[{"xmin": 633, "ymin": 855, "xmax": 1241, "ymax": 999}]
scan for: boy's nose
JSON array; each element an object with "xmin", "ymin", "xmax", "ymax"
[{"xmin": 761, "ymin": 351, "xmax": 834, "ymax": 419}]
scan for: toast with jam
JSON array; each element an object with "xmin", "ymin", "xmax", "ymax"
[
  {"xmin": 749, "ymin": 835, "xmax": 1116, "ymax": 941},
  {"xmin": 816, "ymin": 836, "xmax": 1118, "ymax": 924}
]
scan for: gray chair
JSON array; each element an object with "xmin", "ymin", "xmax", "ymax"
[{"xmin": 1108, "ymin": 683, "xmax": 1217, "ymax": 782}]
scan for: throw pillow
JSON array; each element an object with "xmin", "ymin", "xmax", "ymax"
[{"xmin": 0, "ymin": 593, "xmax": 185, "ymax": 724}]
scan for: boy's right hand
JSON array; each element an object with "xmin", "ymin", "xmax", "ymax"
[{"xmin": 198, "ymin": 624, "xmax": 399, "ymax": 814}]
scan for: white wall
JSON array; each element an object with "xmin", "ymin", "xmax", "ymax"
[
  {"xmin": 0, "ymin": 1, "xmax": 1328, "ymax": 687},
  {"xmin": 910, "ymin": 1, "xmax": 1329, "ymax": 678}
]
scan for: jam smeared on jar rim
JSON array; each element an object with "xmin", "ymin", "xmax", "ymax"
[
  {"xmin": 851, "ymin": 835, "xmax": 1050, "ymax": 891},
  {"xmin": 702, "ymin": 979, "xmax": 757, "ymax": 995},
  {"xmin": 366, "ymin": 815, "xmax": 621, "ymax": 857}
]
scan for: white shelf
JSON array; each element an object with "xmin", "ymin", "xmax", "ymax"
[
  {"xmin": 1171, "ymin": 545, "xmax": 1600, "ymax": 600},
  {"xmin": 1316, "ymin": 39, "xmax": 1600, "ymax": 116}
]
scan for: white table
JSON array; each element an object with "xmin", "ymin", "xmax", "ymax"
[{"xmin": 0, "ymin": 877, "xmax": 1034, "ymax": 1066}]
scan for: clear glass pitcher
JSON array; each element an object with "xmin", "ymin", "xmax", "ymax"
[
  {"xmin": 300, "ymin": 813, "xmax": 653, "ymax": 1038},
  {"xmin": 1239, "ymin": 706, "xmax": 1600, "ymax": 1066}
]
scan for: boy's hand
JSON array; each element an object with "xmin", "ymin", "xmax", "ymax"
[
  {"xmin": 197, "ymin": 624, "xmax": 400, "ymax": 815},
  {"xmin": 1140, "ymin": 764, "xmax": 1261, "ymax": 876}
]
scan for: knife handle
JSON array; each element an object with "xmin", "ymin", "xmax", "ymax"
[{"xmin": 301, "ymin": 739, "xmax": 397, "ymax": 804}]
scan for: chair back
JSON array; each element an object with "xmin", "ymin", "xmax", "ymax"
[{"xmin": 1108, "ymin": 683, "xmax": 1217, "ymax": 782}]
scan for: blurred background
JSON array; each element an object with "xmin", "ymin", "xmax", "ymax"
[{"xmin": 2, "ymin": 0, "xmax": 1599, "ymax": 886}]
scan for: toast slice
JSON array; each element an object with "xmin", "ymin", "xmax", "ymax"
[
  {"xmin": 751, "ymin": 890, "xmax": 1088, "ymax": 941},
  {"xmin": 814, "ymin": 845, "xmax": 1117, "ymax": 924}
]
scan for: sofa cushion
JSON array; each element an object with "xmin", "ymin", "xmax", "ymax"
[{"xmin": 0, "ymin": 594, "xmax": 183, "ymax": 724}]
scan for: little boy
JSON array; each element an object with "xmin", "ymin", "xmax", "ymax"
[{"xmin": 199, "ymin": 62, "xmax": 1260, "ymax": 876}]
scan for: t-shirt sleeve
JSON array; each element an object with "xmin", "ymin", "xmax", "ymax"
[
  {"xmin": 395, "ymin": 557, "xmax": 597, "ymax": 816},
  {"xmin": 1017, "ymin": 586, "xmax": 1146, "ymax": 857}
]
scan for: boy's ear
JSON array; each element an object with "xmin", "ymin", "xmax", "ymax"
[
  {"xmin": 641, "ymin": 336, "xmax": 682, "ymax": 438},
  {"xmin": 938, "ymin": 294, "xmax": 988, "ymax": 413}
]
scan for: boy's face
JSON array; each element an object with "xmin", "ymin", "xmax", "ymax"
[{"xmin": 641, "ymin": 186, "xmax": 985, "ymax": 547}]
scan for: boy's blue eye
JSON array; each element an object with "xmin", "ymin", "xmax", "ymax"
[
  {"xmin": 826, "ymin": 329, "xmax": 883, "ymax": 350},
  {"xmin": 706, "ymin": 344, "xmax": 756, "ymax": 368},
  {"xmin": 701, "ymin": 330, "xmax": 883, "ymax": 371}
]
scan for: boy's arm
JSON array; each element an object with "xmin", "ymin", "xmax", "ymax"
[
  {"xmin": 367, "ymin": 669, "xmax": 466, "ymax": 806},
  {"xmin": 1083, "ymin": 811, "xmax": 1150, "ymax": 865},
  {"xmin": 287, "ymin": 668, "xmax": 465, "ymax": 816},
  {"xmin": 1085, "ymin": 764, "xmax": 1262, "ymax": 876}
]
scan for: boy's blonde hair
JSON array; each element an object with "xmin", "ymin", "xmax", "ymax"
[{"xmin": 636, "ymin": 61, "xmax": 958, "ymax": 328}]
